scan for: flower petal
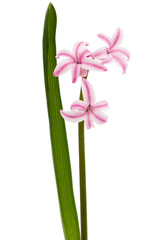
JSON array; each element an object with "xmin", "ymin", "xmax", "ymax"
[
  {"xmin": 101, "ymin": 55, "xmax": 114, "ymax": 64},
  {"xmin": 60, "ymin": 110, "xmax": 86, "ymax": 123},
  {"xmin": 91, "ymin": 47, "xmax": 108, "ymax": 60},
  {"xmin": 82, "ymin": 78, "xmax": 96, "ymax": 105},
  {"xmin": 80, "ymin": 68, "xmax": 88, "ymax": 77},
  {"xmin": 97, "ymin": 33, "xmax": 112, "ymax": 48},
  {"xmin": 110, "ymin": 47, "xmax": 130, "ymax": 60},
  {"xmin": 93, "ymin": 100, "xmax": 108, "ymax": 110},
  {"xmin": 56, "ymin": 49, "xmax": 75, "ymax": 61},
  {"xmin": 91, "ymin": 109, "xmax": 108, "ymax": 125},
  {"xmin": 85, "ymin": 112, "xmax": 94, "ymax": 129},
  {"xmin": 53, "ymin": 59, "xmax": 75, "ymax": 77},
  {"xmin": 111, "ymin": 28, "xmax": 123, "ymax": 48},
  {"xmin": 78, "ymin": 48, "xmax": 91, "ymax": 62},
  {"xmin": 112, "ymin": 54, "xmax": 128, "ymax": 74},
  {"xmin": 71, "ymin": 63, "xmax": 81, "ymax": 83},
  {"xmin": 70, "ymin": 100, "xmax": 87, "ymax": 111},
  {"xmin": 81, "ymin": 58, "xmax": 107, "ymax": 71},
  {"xmin": 72, "ymin": 41, "xmax": 89, "ymax": 61}
]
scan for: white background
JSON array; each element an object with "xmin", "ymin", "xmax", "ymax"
[{"xmin": 0, "ymin": 0, "xmax": 160, "ymax": 239}]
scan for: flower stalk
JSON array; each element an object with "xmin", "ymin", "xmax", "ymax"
[{"xmin": 79, "ymin": 87, "xmax": 87, "ymax": 240}]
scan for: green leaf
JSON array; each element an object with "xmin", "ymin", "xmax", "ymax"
[{"xmin": 42, "ymin": 3, "xmax": 80, "ymax": 240}]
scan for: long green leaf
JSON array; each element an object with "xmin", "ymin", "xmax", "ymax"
[{"xmin": 42, "ymin": 3, "xmax": 80, "ymax": 240}]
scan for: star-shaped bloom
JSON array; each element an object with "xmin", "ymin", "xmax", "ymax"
[
  {"xmin": 53, "ymin": 42, "xmax": 107, "ymax": 83},
  {"xmin": 60, "ymin": 78, "xmax": 108, "ymax": 129},
  {"xmin": 91, "ymin": 28, "xmax": 130, "ymax": 73}
]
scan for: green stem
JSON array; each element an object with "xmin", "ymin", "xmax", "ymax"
[{"xmin": 79, "ymin": 76, "xmax": 88, "ymax": 240}]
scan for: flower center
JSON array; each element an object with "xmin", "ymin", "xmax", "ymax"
[
  {"xmin": 106, "ymin": 49, "xmax": 110, "ymax": 54},
  {"xmin": 76, "ymin": 61, "xmax": 80, "ymax": 64},
  {"xmin": 86, "ymin": 105, "xmax": 91, "ymax": 112}
]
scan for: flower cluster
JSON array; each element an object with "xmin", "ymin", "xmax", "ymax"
[{"xmin": 53, "ymin": 28, "xmax": 130, "ymax": 129}]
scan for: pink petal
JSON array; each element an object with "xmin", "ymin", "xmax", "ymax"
[
  {"xmin": 97, "ymin": 33, "xmax": 112, "ymax": 48},
  {"xmin": 81, "ymin": 58, "xmax": 107, "ymax": 72},
  {"xmin": 110, "ymin": 47, "xmax": 130, "ymax": 60},
  {"xmin": 60, "ymin": 110, "xmax": 86, "ymax": 123},
  {"xmin": 73, "ymin": 41, "xmax": 89, "ymax": 61},
  {"xmin": 70, "ymin": 100, "xmax": 87, "ymax": 111},
  {"xmin": 111, "ymin": 28, "xmax": 123, "ymax": 48},
  {"xmin": 91, "ymin": 110, "xmax": 108, "ymax": 125},
  {"xmin": 112, "ymin": 54, "xmax": 128, "ymax": 74},
  {"xmin": 80, "ymin": 68, "xmax": 88, "ymax": 77},
  {"xmin": 71, "ymin": 63, "xmax": 81, "ymax": 83},
  {"xmin": 101, "ymin": 55, "xmax": 114, "ymax": 64},
  {"xmin": 78, "ymin": 49, "xmax": 91, "ymax": 63},
  {"xmin": 91, "ymin": 47, "xmax": 108, "ymax": 60},
  {"xmin": 85, "ymin": 112, "xmax": 94, "ymax": 129},
  {"xmin": 56, "ymin": 49, "xmax": 75, "ymax": 61},
  {"xmin": 53, "ymin": 59, "xmax": 75, "ymax": 77},
  {"xmin": 82, "ymin": 78, "xmax": 96, "ymax": 105},
  {"xmin": 93, "ymin": 101, "xmax": 108, "ymax": 110}
]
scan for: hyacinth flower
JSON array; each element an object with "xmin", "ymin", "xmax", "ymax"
[
  {"xmin": 43, "ymin": 4, "xmax": 130, "ymax": 240},
  {"xmin": 91, "ymin": 28, "xmax": 130, "ymax": 73},
  {"xmin": 53, "ymin": 41, "xmax": 107, "ymax": 83},
  {"xmin": 60, "ymin": 78, "xmax": 108, "ymax": 129}
]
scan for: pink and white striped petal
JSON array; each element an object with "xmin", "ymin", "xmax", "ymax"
[
  {"xmin": 111, "ymin": 28, "xmax": 123, "ymax": 49},
  {"xmin": 97, "ymin": 33, "xmax": 112, "ymax": 48},
  {"xmin": 72, "ymin": 41, "xmax": 89, "ymax": 61},
  {"xmin": 60, "ymin": 110, "xmax": 86, "ymax": 123},
  {"xmin": 82, "ymin": 78, "xmax": 96, "ymax": 105},
  {"xmin": 110, "ymin": 47, "xmax": 130, "ymax": 60},
  {"xmin": 56, "ymin": 49, "xmax": 75, "ymax": 61},
  {"xmin": 93, "ymin": 100, "xmax": 108, "ymax": 110},
  {"xmin": 70, "ymin": 100, "xmax": 87, "ymax": 111},
  {"xmin": 53, "ymin": 59, "xmax": 75, "ymax": 77},
  {"xmin": 91, "ymin": 110, "xmax": 108, "ymax": 125},
  {"xmin": 91, "ymin": 47, "xmax": 108, "ymax": 60},
  {"xmin": 78, "ymin": 48, "xmax": 91, "ymax": 63},
  {"xmin": 71, "ymin": 63, "xmax": 81, "ymax": 83},
  {"xmin": 112, "ymin": 54, "xmax": 128, "ymax": 74},
  {"xmin": 80, "ymin": 68, "xmax": 88, "ymax": 77},
  {"xmin": 85, "ymin": 112, "xmax": 94, "ymax": 129},
  {"xmin": 101, "ymin": 55, "xmax": 114, "ymax": 64},
  {"xmin": 81, "ymin": 58, "xmax": 107, "ymax": 72}
]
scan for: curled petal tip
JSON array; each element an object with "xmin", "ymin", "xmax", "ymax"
[
  {"xmin": 53, "ymin": 72, "xmax": 56, "ymax": 77},
  {"xmin": 127, "ymin": 54, "xmax": 130, "ymax": 61},
  {"xmin": 55, "ymin": 56, "xmax": 59, "ymax": 59},
  {"xmin": 101, "ymin": 63, "xmax": 108, "ymax": 71}
]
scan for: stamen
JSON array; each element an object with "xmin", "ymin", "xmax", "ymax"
[{"xmin": 85, "ymin": 104, "xmax": 91, "ymax": 112}]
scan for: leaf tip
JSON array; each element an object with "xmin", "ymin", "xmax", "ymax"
[
  {"xmin": 48, "ymin": 2, "xmax": 56, "ymax": 13},
  {"xmin": 49, "ymin": 2, "xmax": 53, "ymax": 8}
]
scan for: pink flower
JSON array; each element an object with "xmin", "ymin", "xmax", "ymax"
[
  {"xmin": 60, "ymin": 78, "xmax": 108, "ymax": 129},
  {"xmin": 91, "ymin": 28, "xmax": 130, "ymax": 74},
  {"xmin": 53, "ymin": 42, "xmax": 107, "ymax": 83}
]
